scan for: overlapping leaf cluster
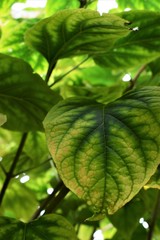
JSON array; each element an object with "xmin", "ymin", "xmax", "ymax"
[{"xmin": 0, "ymin": 0, "xmax": 160, "ymax": 240}]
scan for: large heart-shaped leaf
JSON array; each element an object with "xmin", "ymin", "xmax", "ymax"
[
  {"xmin": 0, "ymin": 54, "xmax": 61, "ymax": 132},
  {"xmin": 0, "ymin": 214, "xmax": 78, "ymax": 240},
  {"xmin": 25, "ymin": 9, "xmax": 130, "ymax": 65},
  {"xmin": 94, "ymin": 11, "xmax": 160, "ymax": 70},
  {"xmin": 44, "ymin": 87, "xmax": 160, "ymax": 215}
]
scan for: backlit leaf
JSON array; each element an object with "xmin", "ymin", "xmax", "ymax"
[
  {"xmin": 25, "ymin": 9, "xmax": 130, "ymax": 64},
  {"xmin": 44, "ymin": 87, "xmax": 160, "ymax": 215},
  {"xmin": 0, "ymin": 54, "xmax": 61, "ymax": 132},
  {"xmin": 0, "ymin": 214, "xmax": 78, "ymax": 240},
  {"xmin": 94, "ymin": 11, "xmax": 160, "ymax": 70}
]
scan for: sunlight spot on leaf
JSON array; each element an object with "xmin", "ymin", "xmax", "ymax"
[
  {"xmin": 11, "ymin": 0, "xmax": 47, "ymax": 19},
  {"xmin": 139, "ymin": 217, "xmax": 149, "ymax": 229},
  {"xmin": 143, "ymin": 221, "xmax": 149, "ymax": 229},
  {"xmin": 122, "ymin": 73, "xmax": 131, "ymax": 82},
  {"xmin": 93, "ymin": 229, "xmax": 104, "ymax": 240},
  {"xmin": 97, "ymin": 0, "xmax": 118, "ymax": 14},
  {"xmin": 40, "ymin": 209, "xmax": 45, "ymax": 216},
  {"xmin": 8, "ymin": 48, "xmax": 13, "ymax": 53},
  {"xmin": 20, "ymin": 175, "xmax": 30, "ymax": 183},
  {"xmin": 133, "ymin": 26, "xmax": 139, "ymax": 31},
  {"xmin": 47, "ymin": 187, "xmax": 54, "ymax": 195},
  {"xmin": 124, "ymin": 8, "xmax": 132, "ymax": 11},
  {"xmin": 15, "ymin": 175, "xmax": 19, "ymax": 179},
  {"xmin": 0, "ymin": 156, "xmax": 2, "ymax": 162},
  {"xmin": 139, "ymin": 217, "xmax": 144, "ymax": 224}
]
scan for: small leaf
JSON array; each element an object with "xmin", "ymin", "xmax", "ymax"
[
  {"xmin": 0, "ymin": 54, "xmax": 61, "ymax": 131},
  {"xmin": 25, "ymin": 9, "xmax": 130, "ymax": 64},
  {"xmin": 0, "ymin": 214, "xmax": 78, "ymax": 240},
  {"xmin": 0, "ymin": 113, "xmax": 7, "ymax": 126},
  {"xmin": 44, "ymin": 86, "xmax": 160, "ymax": 215}
]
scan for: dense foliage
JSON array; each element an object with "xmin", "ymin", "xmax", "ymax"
[{"xmin": 0, "ymin": 0, "xmax": 160, "ymax": 239}]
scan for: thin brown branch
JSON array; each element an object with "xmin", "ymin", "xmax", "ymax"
[
  {"xmin": 49, "ymin": 56, "xmax": 90, "ymax": 88},
  {"xmin": 30, "ymin": 180, "xmax": 66, "ymax": 220},
  {"xmin": 79, "ymin": 0, "xmax": 87, "ymax": 8},
  {"xmin": 45, "ymin": 183, "xmax": 69, "ymax": 214},
  {"xmin": 0, "ymin": 133, "xmax": 28, "ymax": 206}
]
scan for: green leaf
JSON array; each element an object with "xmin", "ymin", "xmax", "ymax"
[
  {"xmin": 45, "ymin": 0, "xmax": 79, "ymax": 17},
  {"xmin": 117, "ymin": 0, "xmax": 160, "ymax": 11},
  {"xmin": 0, "ymin": 18, "xmax": 47, "ymax": 75},
  {"xmin": 0, "ymin": 54, "xmax": 61, "ymax": 132},
  {"xmin": 0, "ymin": 113, "xmax": 7, "ymax": 126},
  {"xmin": 25, "ymin": 9, "xmax": 130, "ymax": 64},
  {"xmin": 94, "ymin": 11, "xmax": 160, "ymax": 70},
  {"xmin": 24, "ymin": 132, "xmax": 49, "ymax": 163},
  {"xmin": 131, "ymin": 225, "xmax": 148, "ymax": 240},
  {"xmin": 0, "ymin": 214, "xmax": 78, "ymax": 240},
  {"xmin": 2, "ymin": 182, "xmax": 38, "ymax": 221},
  {"xmin": 43, "ymin": 86, "xmax": 160, "ymax": 215},
  {"xmin": 109, "ymin": 192, "xmax": 146, "ymax": 239},
  {"xmin": 146, "ymin": 168, "xmax": 160, "ymax": 189},
  {"xmin": 0, "ymin": 0, "xmax": 24, "ymax": 11}
]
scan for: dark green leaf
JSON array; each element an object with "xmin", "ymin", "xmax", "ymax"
[
  {"xmin": 0, "ymin": 54, "xmax": 61, "ymax": 131},
  {"xmin": 25, "ymin": 9, "xmax": 130, "ymax": 64},
  {"xmin": 0, "ymin": 113, "xmax": 7, "ymax": 126},
  {"xmin": 109, "ymin": 192, "xmax": 146, "ymax": 239},
  {"xmin": 131, "ymin": 225, "xmax": 148, "ymax": 240},
  {"xmin": 149, "ymin": 58, "xmax": 160, "ymax": 76},
  {"xmin": 146, "ymin": 168, "xmax": 160, "ymax": 189},
  {"xmin": 44, "ymin": 87, "xmax": 160, "ymax": 215},
  {"xmin": 94, "ymin": 11, "xmax": 160, "ymax": 70},
  {"xmin": 0, "ymin": 214, "xmax": 78, "ymax": 239}
]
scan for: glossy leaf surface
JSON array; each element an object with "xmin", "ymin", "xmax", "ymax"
[
  {"xmin": 25, "ymin": 9, "xmax": 130, "ymax": 64},
  {"xmin": 94, "ymin": 11, "xmax": 160, "ymax": 70},
  {"xmin": 44, "ymin": 87, "xmax": 160, "ymax": 215}
]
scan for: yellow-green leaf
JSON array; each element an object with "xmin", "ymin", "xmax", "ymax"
[
  {"xmin": 25, "ymin": 9, "xmax": 130, "ymax": 64},
  {"xmin": 44, "ymin": 87, "xmax": 160, "ymax": 215}
]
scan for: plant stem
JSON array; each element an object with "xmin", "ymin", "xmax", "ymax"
[
  {"xmin": 30, "ymin": 181, "xmax": 68, "ymax": 220},
  {"xmin": 49, "ymin": 56, "xmax": 90, "ymax": 87},
  {"xmin": 45, "ymin": 183, "xmax": 69, "ymax": 214},
  {"xmin": 79, "ymin": 0, "xmax": 87, "ymax": 8},
  {"xmin": 12, "ymin": 158, "xmax": 51, "ymax": 177},
  {"xmin": 45, "ymin": 62, "xmax": 57, "ymax": 83},
  {"xmin": 124, "ymin": 64, "xmax": 146, "ymax": 93},
  {"xmin": 147, "ymin": 191, "xmax": 160, "ymax": 240},
  {"xmin": 0, "ymin": 133, "xmax": 28, "ymax": 206}
]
